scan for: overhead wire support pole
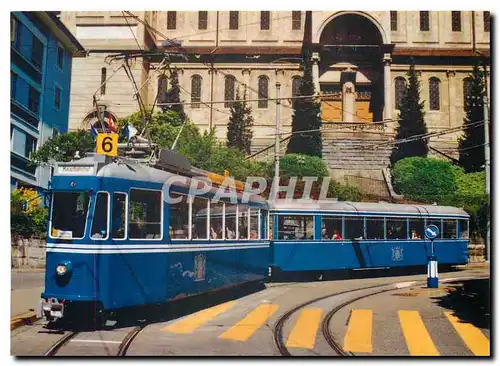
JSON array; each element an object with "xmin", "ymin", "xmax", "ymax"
[
  {"xmin": 483, "ymin": 95, "xmax": 490, "ymax": 263},
  {"xmin": 273, "ymin": 82, "xmax": 281, "ymax": 201}
]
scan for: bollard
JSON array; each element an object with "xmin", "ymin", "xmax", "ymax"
[{"xmin": 427, "ymin": 254, "xmax": 438, "ymax": 288}]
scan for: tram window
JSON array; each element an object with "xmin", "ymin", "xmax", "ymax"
[
  {"xmin": 459, "ymin": 219, "xmax": 469, "ymax": 239},
  {"xmin": 90, "ymin": 192, "xmax": 109, "ymax": 240},
  {"xmin": 238, "ymin": 205, "xmax": 249, "ymax": 239},
  {"xmin": 169, "ymin": 193, "xmax": 189, "ymax": 239},
  {"xmin": 386, "ymin": 218, "xmax": 407, "ymax": 239},
  {"xmin": 344, "ymin": 217, "xmax": 364, "ymax": 239},
  {"xmin": 268, "ymin": 213, "xmax": 274, "ymax": 240},
  {"xmin": 366, "ymin": 217, "xmax": 384, "ymax": 239},
  {"xmin": 112, "ymin": 193, "xmax": 127, "ymax": 239},
  {"xmin": 250, "ymin": 208, "xmax": 259, "ymax": 239},
  {"xmin": 225, "ymin": 202, "xmax": 237, "ymax": 240},
  {"xmin": 50, "ymin": 192, "xmax": 90, "ymax": 239},
  {"xmin": 192, "ymin": 196, "xmax": 209, "ymax": 239},
  {"xmin": 443, "ymin": 219, "xmax": 457, "ymax": 239},
  {"xmin": 409, "ymin": 219, "xmax": 424, "ymax": 240},
  {"xmin": 129, "ymin": 189, "xmax": 162, "ymax": 239},
  {"xmin": 210, "ymin": 201, "xmax": 224, "ymax": 239},
  {"xmin": 261, "ymin": 210, "xmax": 268, "ymax": 239},
  {"xmin": 321, "ymin": 216, "xmax": 342, "ymax": 240},
  {"xmin": 277, "ymin": 215, "xmax": 314, "ymax": 240}
]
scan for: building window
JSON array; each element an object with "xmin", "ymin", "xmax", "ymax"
[
  {"xmin": 167, "ymin": 11, "xmax": 177, "ymax": 30},
  {"xmin": 31, "ymin": 35, "xmax": 43, "ymax": 69},
  {"xmin": 158, "ymin": 75, "xmax": 168, "ymax": 102},
  {"xmin": 57, "ymin": 45, "xmax": 64, "ymax": 69},
  {"xmin": 463, "ymin": 77, "xmax": 472, "ymax": 106},
  {"xmin": 25, "ymin": 134, "xmax": 37, "ymax": 158},
  {"xmin": 11, "ymin": 71, "xmax": 17, "ymax": 100},
  {"xmin": 429, "ymin": 77, "xmax": 441, "ymax": 111},
  {"xmin": 292, "ymin": 11, "xmax": 301, "ymax": 30},
  {"xmin": 395, "ymin": 77, "xmax": 406, "ymax": 109},
  {"xmin": 229, "ymin": 11, "xmax": 239, "ymax": 30},
  {"xmin": 198, "ymin": 11, "xmax": 208, "ymax": 30},
  {"xmin": 224, "ymin": 75, "xmax": 236, "ymax": 108},
  {"xmin": 390, "ymin": 11, "xmax": 398, "ymax": 31},
  {"xmin": 191, "ymin": 75, "xmax": 202, "ymax": 108},
  {"xmin": 54, "ymin": 86, "xmax": 61, "ymax": 110},
  {"xmin": 420, "ymin": 11, "xmax": 430, "ymax": 31},
  {"xmin": 258, "ymin": 76, "xmax": 269, "ymax": 108},
  {"xmin": 100, "ymin": 67, "xmax": 106, "ymax": 95},
  {"xmin": 484, "ymin": 11, "xmax": 490, "ymax": 32},
  {"xmin": 261, "ymin": 11, "xmax": 270, "ymax": 30},
  {"xmin": 28, "ymin": 86, "xmax": 40, "ymax": 115},
  {"xmin": 452, "ymin": 11, "xmax": 461, "ymax": 32},
  {"xmin": 292, "ymin": 76, "xmax": 302, "ymax": 107}
]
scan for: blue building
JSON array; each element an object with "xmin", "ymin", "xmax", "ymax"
[{"xmin": 11, "ymin": 11, "xmax": 85, "ymax": 191}]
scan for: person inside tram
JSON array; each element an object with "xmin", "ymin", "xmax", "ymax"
[
  {"xmin": 387, "ymin": 228, "xmax": 394, "ymax": 239},
  {"xmin": 226, "ymin": 226, "xmax": 236, "ymax": 239},
  {"xmin": 210, "ymin": 226, "xmax": 218, "ymax": 239},
  {"xmin": 411, "ymin": 229, "xmax": 421, "ymax": 240},
  {"xmin": 321, "ymin": 227, "xmax": 329, "ymax": 240},
  {"xmin": 332, "ymin": 229, "xmax": 342, "ymax": 240}
]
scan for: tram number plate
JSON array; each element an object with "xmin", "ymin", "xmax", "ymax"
[{"xmin": 96, "ymin": 133, "xmax": 118, "ymax": 157}]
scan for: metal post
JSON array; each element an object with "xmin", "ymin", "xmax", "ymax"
[
  {"xmin": 273, "ymin": 82, "xmax": 281, "ymax": 200},
  {"xmin": 483, "ymin": 95, "xmax": 490, "ymax": 262}
]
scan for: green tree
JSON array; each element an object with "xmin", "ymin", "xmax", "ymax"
[
  {"xmin": 160, "ymin": 68, "xmax": 187, "ymax": 120},
  {"xmin": 227, "ymin": 87, "xmax": 254, "ymax": 155},
  {"xmin": 30, "ymin": 130, "xmax": 95, "ymax": 165},
  {"xmin": 458, "ymin": 61, "xmax": 486, "ymax": 173},
  {"xmin": 286, "ymin": 50, "xmax": 323, "ymax": 158},
  {"xmin": 11, "ymin": 188, "xmax": 48, "ymax": 238},
  {"xmin": 390, "ymin": 61, "xmax": 428, "ymax": 166}
]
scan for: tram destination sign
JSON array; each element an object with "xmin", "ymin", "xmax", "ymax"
[{"xmin": 57, "ymin": 165, "xmax": 95, "ymax": 176}]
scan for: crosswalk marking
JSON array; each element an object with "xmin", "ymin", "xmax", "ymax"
[
  {"xmin": 164, "ymin": 301, "xmax": 236, "ymax": 334},
  {"xmin": 286, "ymin": 308, "xmax": 323, "ymax": 349},
  {"xmin": 398, "ymin": 310, "xmax": 440, "ymax": 356},
  {"xmin": 343, "ymin": 309, "xmax": 373, "ymax": 353},
  {"xmin": 444, "ymin": 312, "xmax": 490, "ymax": 356},
  {"xmin": 218, "ymin": 303, "xmax": 279, "ymax": 341}
]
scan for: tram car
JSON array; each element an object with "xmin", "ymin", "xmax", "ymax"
[
  {"xmin": 37, "ymin": 150, "xmax": 270, "ymax": 324},
  {"xmin": 268, "ymin": 200, "xmax": 469, "ymax": 278}
]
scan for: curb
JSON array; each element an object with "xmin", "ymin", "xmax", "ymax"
[{"xmin": 11, "ymin": 312, "xmax": 38, "ymax": 331}]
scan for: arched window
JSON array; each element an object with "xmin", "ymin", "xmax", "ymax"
[
  {"xmin": 191, "ymin": 75, "xmax": 202, "ymax": 108},
  {"xmin": 463, "ymin": 77, "xmax": 472, "ymax": 106},
  {"xmin": 258, "ymin": 76, "xmax": 269, "ymax": 108},
  {"xmin": 292, "ymin": 76, "xmax": 302, "ymax": 107},
  {"xmin": 224, "ymin": 75, "xmax": 236, "ymax": 108},
  {"xmin": 157, "ymin": 75, "xmax": 168, "ymax": 103},
  {"xmin": 100, "ymin": 68, "xmax": 107, "ymax": 95},
  {"xmin": 394, "ymin": 77, "xmax": 406, "ymax": 109},
  {"xmin": 429, "ymin": 77, "xmax": 441, "ymax": 111}
]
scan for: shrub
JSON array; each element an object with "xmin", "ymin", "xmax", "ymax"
[
  {"xmin": 392, "ymin": 157, "xmax": 457, "ymax": 202},
  {"xmin": 271, "ymin": 154, "xmax": 329, "ymax": 180},
  {"xmin": 328, "ymin": 181, "xmax": 362, "ymax": 202}
]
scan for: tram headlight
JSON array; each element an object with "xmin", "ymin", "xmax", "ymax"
[{"xmin": 56, "ymin": 261, "xmax": 72, "ymax": 276}]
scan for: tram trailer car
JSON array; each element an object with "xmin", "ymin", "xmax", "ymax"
[
  {"xmin": 268, "ymin": 200, "xmax": 469, "ymax": 277},
  {"xmin": 37, "ymin": 153, "xmax": 270, "ymax": 323}
]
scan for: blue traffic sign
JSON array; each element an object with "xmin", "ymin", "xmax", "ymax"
[{"xmin": 425, "ymin": 225, "xmax": 440, "ymax": 240}]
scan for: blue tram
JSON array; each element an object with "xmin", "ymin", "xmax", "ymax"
[
  {"xmin": 268, "ymin": 200, "xmax": 469, "ymax": 276},
  {"xmin": 37, "ymin": 152, "xmax": 270, "ymax": 323}
]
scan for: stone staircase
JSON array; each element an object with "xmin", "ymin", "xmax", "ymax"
[{"xmin": 322, "ymin": 139, "xmax": 392, "ymax": 171}]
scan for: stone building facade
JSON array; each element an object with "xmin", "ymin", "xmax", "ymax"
[{"xmin": 61, "ymin": 11, "xmax": 491, "ymax": 171}]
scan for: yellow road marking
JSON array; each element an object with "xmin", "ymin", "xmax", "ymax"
[
  {"xmin": 444, "ymin": 312, "xmax": 490, "ymax": 356},
  {"xmin": 343, "ymin": 309, "xmax": 373, "ymax": 353},
  {"xmin": 164, "ymin": 301, "xmax": 236, "ymax": 334},
  {"xmin": 219, "ymin": 303, "xmax": 279, "ymax": 341},
  {"xmin": 286, "ymin": 308, "xmax": 323, "ymax": 349},
  {"xmin": 398, "ymin": 310, "xmax": 439, "ymax": 356}
]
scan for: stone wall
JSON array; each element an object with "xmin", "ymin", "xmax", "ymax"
[{"xmin": 11, "ymin": 237, "xmax": 46, "ymax": 269}]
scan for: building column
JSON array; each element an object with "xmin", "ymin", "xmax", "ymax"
[
  {"xmin": 383, "ymin": 53, "xmax": 392, "ymax": 121},
  {"xmin": 241, "ymin": 68, "xmax": 251, "ymax": 99},
  {"xmin": 446, "ymin": 70, "xmax": 456, "ymax": 127},
  {"xmin": 311, "ymin": 52, "xmax": 321, "ymax": 95}
]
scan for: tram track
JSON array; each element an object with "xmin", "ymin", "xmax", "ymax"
[
  {"xmin": 44, "ymin": 323, "xmax": 149, "ymax": 357},
  {"xmin": 273, "ymin": 274, "xmax": 489, "ymax": 356}
]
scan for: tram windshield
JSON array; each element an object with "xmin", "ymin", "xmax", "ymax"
[{"xmin": 50, "ymin": 192, "xmax": 90, "ymax": 239}]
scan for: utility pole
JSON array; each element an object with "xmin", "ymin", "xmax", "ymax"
[
  {"xmin": 483, "ymin": 95, "xmax": 490, "ymax": 262},
  {"xmin": 273, "ymin": 82, "xmax": 281, "ymax": 200}
]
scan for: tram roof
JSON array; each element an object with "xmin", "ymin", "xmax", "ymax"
[{"xmin": 267, "ymin": 200, "xmax": 469, "ymax": 217}]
